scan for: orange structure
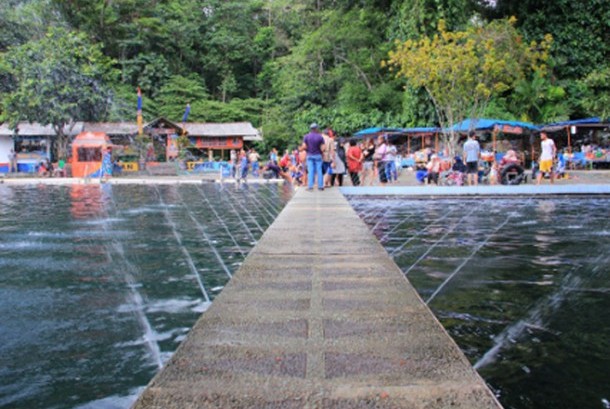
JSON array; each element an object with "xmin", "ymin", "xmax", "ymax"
[{"xmin": 71, "ymin": 132, "xmax": 113, "ymax": 178}]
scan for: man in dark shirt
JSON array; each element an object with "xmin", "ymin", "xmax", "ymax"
[{"xmin": 301, "ymin": 123, "xmax": 326, "ymax": 191}]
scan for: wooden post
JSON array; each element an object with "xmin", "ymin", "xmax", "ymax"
[
  {"xmin": 435, "ymin": 132, "xmax": 439, "ymax": 153},
  {"xmin": 492, "ymin": 127, "xmax": 498, "ymax": 152},
  {"xmin": 566, "ymin": 126, "xmax": 572, "ymax": 154},
  {"xmin": 407, "ymin": 135, "xmax": 411, "ymax": 154}
]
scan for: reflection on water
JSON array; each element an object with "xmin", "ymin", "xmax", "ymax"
[
  {"xmin": 0, "ymin": 183, "xmax": 292, "ymax": 409},
  {"xmin": 350, "ymin": 197, "xmax": 610, "ymax": 409}
]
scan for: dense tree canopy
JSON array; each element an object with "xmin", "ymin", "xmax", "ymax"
[
  {"xmin": 386, "ymin": 17, "xmax": 553, "ymax": 152},
  {"xmin": 0, "ymin": 0, "xmax": 608, "ymax": 152},
  {"xmin": 1, "ymin": 26, "xmax": 116, "ymax": 158}
]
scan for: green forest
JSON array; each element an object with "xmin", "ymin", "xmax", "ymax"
[{"xmin": 1, "ymin": 0, "xmax": 609, "ymax": 151}]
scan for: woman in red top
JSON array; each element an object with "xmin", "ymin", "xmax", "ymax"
[{"xmin": 346, "ymin": 139, "xmax": 363, "ymax": 186}]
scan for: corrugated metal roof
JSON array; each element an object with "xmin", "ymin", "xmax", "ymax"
[
  {"xmin": 0, "ymin": 120, "xmax": 262, "ymax": 140},
  {"xmin": 184, "ymin": 122, "xmax": 260, "ymax": 138},
  {"xmin": 0, "ymin": 122, "xmax": 84, "ymax": 136},
  {"xmin": 82, "ymin": 122, "xmax": 139, "ymax": 134}
]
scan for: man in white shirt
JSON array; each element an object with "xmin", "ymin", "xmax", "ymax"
[
  {"xmin": 537, "ymin": 132, "xmax": 556, "ymax": 185},
  {"xmin": 463, "ymin": 131, "xmax": 480, "ymax": 186}
]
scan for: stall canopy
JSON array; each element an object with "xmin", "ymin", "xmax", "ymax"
[
  {"xmin": 403, "ymin": 127, "xmax": 440, "ymax": 134},
  {"xmin": 541, "ymin": 117, "xmax": 605, "ymax": 132},
  {"xmin": 354, "ymin": 127, "xmax": 404, "ymax": 137},
  {"xmin": 450, "ymin": 118, "xmax": 539, "ymax": 133},
  {"xmin": 402, "ymin": 127, "xmax": 441, "ymax": 153},
  {"xmin": 541, "ymin": 117, "xmax": 609, "ymax": 153}
]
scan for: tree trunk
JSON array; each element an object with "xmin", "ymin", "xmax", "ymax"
[{"xmin": 53, "ymin": 124, "xmax": 69, "ymax": 161}]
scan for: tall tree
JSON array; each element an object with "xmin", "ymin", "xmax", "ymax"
[
  {"xmin": 386, "ymin": 18, "xmax": 552, "ymax": 153},
  {"xmin": 1, "ymin": 27, "xmax": 117, "ymax": 159},
  {"xmin": 474, "ymin": 0, "xmax": 610, "ymax": 80}
]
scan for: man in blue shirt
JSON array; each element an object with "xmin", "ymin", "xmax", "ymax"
[
  {"xmin": 301, "ymin": 123, "xmax": 326, "ymax": 191},
  {"xmin": 463, "ymin": 131, "xmax": 481, "ymax": 186}
]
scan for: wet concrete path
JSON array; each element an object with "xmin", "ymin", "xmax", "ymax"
[{"xmin": 132, "ymin": 188, "xmax": 502, "ymax": 408}]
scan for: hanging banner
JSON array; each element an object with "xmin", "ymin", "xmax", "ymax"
[
  {"xmin": 498, "ymin": 125, "xmax": 524, "ymax": 135},
  {"xmin": 195, "ymin": 137, "xmax": 243, "ymax": 150}
]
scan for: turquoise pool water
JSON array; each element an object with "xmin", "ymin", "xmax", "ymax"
[
  {"xmin": 349, "ymin": 197, "xmax": 610, "ymax": 409},
  {"xmin": 0, "ymin": 183, "xmax": 292, "ymax": 409}
]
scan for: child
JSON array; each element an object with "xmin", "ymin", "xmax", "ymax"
[{"xmin": 488, "ymin": 161, "xmax": 499, "ymax": 185}]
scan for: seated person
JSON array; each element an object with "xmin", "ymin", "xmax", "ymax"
[
  {"xmin": 452, "ymin": 156, "xmax": 467, "ymax": 173},
  {"xmin": 38, "ymin": 161, "xmax": 48, "ymax": 176},
  {"xmin": 426, "ymin": 154, "xmax": 442, "ymax": 185},
  {"xmin": 53, "ymin": 159, "xmax": 66, "ymax": 177},
  {"xmin": 263, "ymin": 160, "xmax": 292, "ymax": 183},
  {"xmin": 499, "ymin": 150, "xmax": 520, "ymax": 167},
  {"xmin": 555, "ymin": 152, "xmax": 566, "ymax": 178}
]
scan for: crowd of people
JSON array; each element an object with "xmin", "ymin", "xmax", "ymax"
[
  {"xmin": 227, "ymin": 126, "xmax": 566, "ymax": 188},
  {"xmin": 228, "ymin": 124, "xmax": 405, "ymax": 190}
]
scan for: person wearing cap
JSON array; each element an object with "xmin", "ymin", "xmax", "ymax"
[
  {"xmin": 301, "ymin": 123, "xmax": 326, "ymax": 191},
  {"xmin": 463, "ymin": 131, "xmax": 480, "ymax": 186}
]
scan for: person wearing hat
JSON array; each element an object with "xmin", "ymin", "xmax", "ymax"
[
  {"xmin": 463, "ymin": 131, "xmax": 480, "ymax": 186},
  {"xmin": 301, "ymin": 123, "xmax": 326, "ymax": 191}
]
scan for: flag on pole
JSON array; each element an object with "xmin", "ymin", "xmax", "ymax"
[
  {"xmin": 137, "ymin": 87, "xmax": 143, "ymax": 136},
  {"xmin": 181, "ymin": 103, "xmax": 191, "ymax": 136}
]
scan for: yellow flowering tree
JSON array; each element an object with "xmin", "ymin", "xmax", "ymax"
[{"xmin": 385, "ymin": 17, "xmax": 552, "ymax": 154}]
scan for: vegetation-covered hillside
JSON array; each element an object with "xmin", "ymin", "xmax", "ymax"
[{"xmin": 1, "ymin": 0, "xmax": 608, "ymax": 151}]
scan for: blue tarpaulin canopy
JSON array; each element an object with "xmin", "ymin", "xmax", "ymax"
[
  {"xmin": 402, "ymin": 127, "xmax": 439, "ymax": 134},
  {"xmin": 541, "ymin": 118, "xmax": 607, "ymax": 132},
  {"xmin": 544, "ymin": 117, "xmax": 601, "ymax": 127},
  {"xmin": 450, "ymin": 118, "xmax": 539, "ymax": 133},
  {"xmin": 354, "ymin": 127, "xmax": 405, "ymax": 137}
]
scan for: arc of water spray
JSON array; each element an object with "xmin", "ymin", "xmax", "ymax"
[
  {"xmin": 97, "ymin": 188, "xmax": 164, "ymax": 369},
  {"xmin": 371, "ymin": 207, "xmax": 394, "ymax": 237},
  {"xmin": 253, "ymin": 185, "xmax": 282, "ymax": 214},
  {"xmin": 196, "ymin": 186, "xmax": 245, "ymax": 257},
  {"xmin": 403, "ymin": 204, "xmax": 481, "ymax": 276},
  {"xmin": 474, "ymin": 263, "xmax": 592, "ymax": 370},
  {"xmin": 174, "ymin": 189, "xmax": 233, "ymax": 280},
  {"xmin": 425, "ymin": 203, "xmax": 529, "ymax": 305},
  {"xmin": 240, "ymin": 187, "xmax": 276, "ymax": 224},
  {"xmin": 379, "ymin": 208, "xmax": 416, "ymax": 242},
  {"xmin": 216, "ymin": 185, "xmax": 258, "ymax": 242},
  {"xmin": 151, "ymin": 185, "xmax": 211, "ymax": 302},
  {"xmin": 222, "ymin": 187, "xmax": 265, "ymax": 233},
  {"xmin": 231, "ymin": 189, "xmax": 273, "ymax": 226},
  {"xmin": 391, "ymin": 208, "xmax": 457, "ymax": 257}
]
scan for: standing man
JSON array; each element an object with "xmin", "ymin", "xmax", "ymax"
[
  {"xmin": 302, "ymin": 123, "xmax": 326, "ymax": 191},
  {"xmin": 249, "ymin": 148, "xmax": 260, "ymax": 177},
  {"xmin": 463, "ymin": 131, "xmax": 480, "ymax": 186},
  {"xmin": 322, "ymin": 128, "xmax": 335, "ymax": 187},
  {"xmin": 537, "ymin": 132, "xmax": 556, "ymax": 185},
  {"xmin": 8, "ymin": 149, "xmax": 17, "ymax": 173}
]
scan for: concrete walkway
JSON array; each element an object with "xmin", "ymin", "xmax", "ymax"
[{"xmin": 132, "ymin": 188, "xmax": 502, "ymax": 409}]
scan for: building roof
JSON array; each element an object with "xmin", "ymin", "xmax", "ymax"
[
  {"xmin": 184, "ymin": 122, "xmax": 261, "ymax": 139},
  {"xmin": 82, "ymin": 122, "xmax": 139, "ymax": 135},
  {"xmin": 0, "ymin": 120, "xmax": 262, "ymax": 140},
  {"xmin": 0, "ymin": 122, "xmax": 84, "ymax": 137}
]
